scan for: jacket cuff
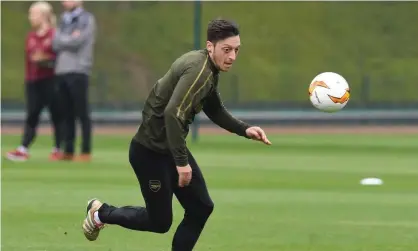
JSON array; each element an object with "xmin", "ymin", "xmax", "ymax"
[
  {"xmin": 174, "ymin": 156, "xmax": 189, "ymax": 167},
  {"xmin": 238, "ymin": 123, "xmax": 251, "ymax": 138}
]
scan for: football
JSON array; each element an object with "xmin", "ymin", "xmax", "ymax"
[{"xmin": 308, "ymin": 72, "xmax": 350, "ymax": 113}]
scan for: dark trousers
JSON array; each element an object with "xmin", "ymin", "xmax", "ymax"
[
  {"xmin": 98, "ymin": 140, "xmax": 214, "ymax": 251},
  {"xmin": 57, "ymin": 73, "xmax": 92, "ymax": 154},
  {"xmin": 22, "ymin": 77, "xmax": 63, "ymax": 149}
]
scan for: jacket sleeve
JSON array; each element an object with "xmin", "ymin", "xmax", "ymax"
[
  {"xmin": 53, "ymin": 14, "xmax": 95, "ymax": 51},
  {"xmin": 164, "ymin": 62, "xmax": 212, "ymax": 167},
  {"xmin": 37, "ymin": 30, "xmax": 56, "ymax": 68},
  {"xmin": 203, "ymin": 88, "xmax": 251, "ymax": 138}
]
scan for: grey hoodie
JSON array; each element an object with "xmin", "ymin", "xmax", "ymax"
[{"xmin": 53, "ymin": 8, "xmax": 96, "ymax": 76}]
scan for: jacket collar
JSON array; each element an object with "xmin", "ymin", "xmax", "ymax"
[
  {"xmin": 62, "ymin": 7, "xmax": 84, "ymax": 24},
  {"xmin": 203, "ymin": 49, "xmax": 220, "ymax": 74}
]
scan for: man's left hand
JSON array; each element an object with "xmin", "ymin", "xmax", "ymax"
[
  {"xmin": 245, "ymin": 126, "xmax": 272, "ymax": 145},
  {"xmin": 72, "ymin": 30, "xmax": 81, "ymax": 37}
]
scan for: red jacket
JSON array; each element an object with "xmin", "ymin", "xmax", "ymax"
[{"xmin": 25, "ymin": 28, "xmax": 56, "ymax": 82}]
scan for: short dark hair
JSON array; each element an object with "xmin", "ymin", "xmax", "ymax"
[{"xmin": 207, "ymin": 18, "xmax": 240, "ymax": 43}]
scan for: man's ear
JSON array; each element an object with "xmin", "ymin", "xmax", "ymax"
[{"xmin": 206, "ymin": 41, "xmax": 213, "ymax": 53}]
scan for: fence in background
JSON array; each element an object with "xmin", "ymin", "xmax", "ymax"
[{"xmin": 2, "ymin": 1, "xmax": 418, "ymax": 130}]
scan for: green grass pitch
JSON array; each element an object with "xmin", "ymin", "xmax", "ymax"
[{"xmin": 2, "ymin": 132, "xmax": 418, "ymax": 251}]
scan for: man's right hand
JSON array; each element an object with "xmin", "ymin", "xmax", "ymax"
[{"xmin": 177, "ymin": 164, "xmax": 192, "ymax": 187}]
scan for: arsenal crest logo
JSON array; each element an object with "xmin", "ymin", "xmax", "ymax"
[{"xmin": 149, "ymin": 180, "xmax": 161, "ymax": 192}]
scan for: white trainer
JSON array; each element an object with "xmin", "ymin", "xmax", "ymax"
[{"xmin": 82, "ymin": 198, "xmax": 105, "ymax": 241}]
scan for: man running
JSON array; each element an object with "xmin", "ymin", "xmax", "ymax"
[{"xmin": 82, "ymin": 18, "xmax": 272, "ymax": 251}]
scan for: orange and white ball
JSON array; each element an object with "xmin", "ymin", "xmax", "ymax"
[{"xmin": 309, "ymin": 72, "xmax": 350, "ymax": 113}]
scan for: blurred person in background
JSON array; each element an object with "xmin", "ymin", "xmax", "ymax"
[
  {"xmin": 6, "ymin": 1, "xmax": 64, "ymax": 162},
  {"xmin": 52, "ymin": 0, "xmax": 96, "ymax": 162}
]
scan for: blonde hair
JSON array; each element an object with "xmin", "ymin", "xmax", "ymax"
[{"xmin": 30, "ymin": 1, "xmax": 56, "ymax": 27}]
